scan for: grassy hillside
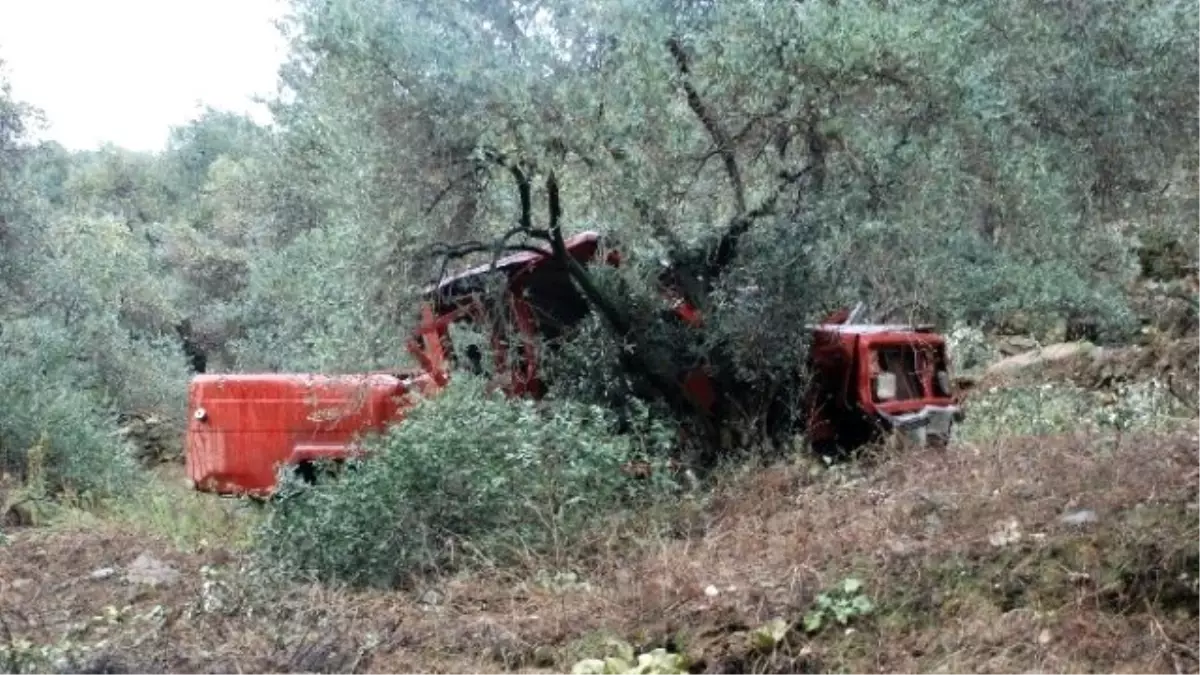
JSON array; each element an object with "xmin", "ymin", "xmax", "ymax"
[{"xmin": 2, "ymin": 421, "xmax": 1195, "ymax": 673}]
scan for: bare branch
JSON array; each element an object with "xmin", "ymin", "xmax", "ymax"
[
  {"xmin": 667, "ymin": 37, "xmax": 747, "ymax": 213},
  {"xmin": 509, "ymin": 163, "xmax": 534, "ymax": 233},
  {"xmin": 547, "ymin": 171, "xmax": 563, "ymax": 244},
  {"xmin": 423, "ymin": 165, "xmax": 483, "ymax": 217},
  {"xmin": 703, "ymin": 162, "xmax": 814, "ymax": 281}
]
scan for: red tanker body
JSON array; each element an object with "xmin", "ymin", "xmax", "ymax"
[{"xmin": 185, "ymin": 371, "xmax": 439, "ymax": 496}]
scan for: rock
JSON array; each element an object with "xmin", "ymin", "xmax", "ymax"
[
  {"xmin": 1059, "ymin": 509, "xmax": 1098, "ymax": 526},
  {"xmin": 986, "ymin": 342, "xmax": 1097, "ymax": 378},
  {"xmin": 10, "ymin": 578, "xmax": 32, "ymax": 590},
  {"xmin": 995, "ymin": 335, "xmax": 1040, "ymax": 357},
  {"xmin": 997, "ymin": 311, "xmax": 1033, "ymax": 336},
  {"xmin": 123, "ymin": 553, "xmax": 179, "ymax": 587},
  {"xmin": 1043, "ymin": 317, "xmax": 1069, "ymax": 344},
  {"xmin": 532, "ymin": 646, "xmax": 556, "ymax": 667},
  {"xmin": 418, "ymin": 588, "xmax": 445, "ymax": 606},
  {"xmin": 89, "ymin": 567, "xmax": 116, "ymax": 580}
]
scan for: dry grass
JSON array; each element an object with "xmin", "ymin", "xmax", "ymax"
[{"xmin": 1, "ymin": 425, "xmax": 1196, "ymax": 673}]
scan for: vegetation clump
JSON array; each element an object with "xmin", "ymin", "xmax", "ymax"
[{"xmin": 256, "ymin": 377, "xmax": 679, "ymax": 587}]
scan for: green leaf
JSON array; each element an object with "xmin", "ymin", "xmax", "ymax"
[
  {"xmin": 802, "ymin": 610, "xmax": 824, "ymax": 633},
  {"xmin": 750, "ymin": 617, "xmax": 790, "ymax": 650},
  {"xmin": 852, "ymin": 595, "xmax": 875, "ymax": 615},
  {"xmin": 605, "ymin": 639, "xmax": 635, "ymax": 664}
]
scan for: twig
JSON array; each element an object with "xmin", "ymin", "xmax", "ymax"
[
  {"xmin": 422, "ymin": 165, "xmax": 482, "ymax": 217},
  {"xmin": 1145, "ymin": 598, "xmax": 1199, "ymax": 663}
]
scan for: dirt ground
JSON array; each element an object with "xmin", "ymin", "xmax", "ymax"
[{"xmin": 2, "ymin": 422, "xmax": 1197, "ymax": 674}]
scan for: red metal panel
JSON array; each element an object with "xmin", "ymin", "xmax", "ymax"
[{"xmin": 185, "ymin": 373, "xmax": 413, "ymax": 496}]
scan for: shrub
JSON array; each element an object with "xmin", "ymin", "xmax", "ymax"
[
  {"xmin": 0, "ymin": 318, "xmax": 138, "ymax": 498},
  {"xmin": 959, "ymin": 380, "xmax": 1189, "ymax": 441},
  {"xmin": 255, "ymin": 376, "xmax": 679, "ymax": 588}
]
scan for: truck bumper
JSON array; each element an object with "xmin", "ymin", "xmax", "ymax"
[{"xmin": 877, "ymin": 405, "xmax": 964, "ymax": 445}]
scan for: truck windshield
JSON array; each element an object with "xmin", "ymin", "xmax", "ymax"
[{"xmin": 872, "ymin": 345, "xmax": 926, "ymax": 401}]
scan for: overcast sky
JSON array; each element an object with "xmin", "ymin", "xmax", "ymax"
[{"xmin": 0, "ymin": 0, "xmax": 288, "ymax": 152}]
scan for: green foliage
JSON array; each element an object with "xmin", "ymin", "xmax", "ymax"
[
  {"xmin": 0, "ymin": 76, "xmax": 151, "ymax": 497},
  {"xmin": 255, "ymin": 376, "xmax": 678, "ymax": 587},
  {"xmin": 802, "ymin": 577, "xmax": 874, "ymax": 634},
  {"xmin": 163, "ymin": 107, "xmax": 269, "ymax": 203},
  {"xmin": 61, "ymin": 146, "xmax": 175, "ymax": 226},
  {"xmin": 748, "ymin": 617, "xmax": 791, "ymax": 652},
  {"xmin": 540, "ymin": 301, "xmax": 659, "ymax": 416},
  {"xmin": 571, "ymin": 640, "xmax": 690, "ymax": 675},
  {"xmin": 29, "ymin": 212, "xmax": 191, "ymax": 416},
  {"xmin": 232, "ymin": 221, "xmax": 412, "ymax": 372},
  {"xmin": 945, "ymin": 323, "xmax": 998, "ymax": 374},
  {"xmin": 1, "ymin": 0, "xmax": 1196, "ymax": 500},
  {"xmin": 0, "ymin": 318, "xmax": 138, "ymax": 497},
  {"xmin": 238, "ymin": 0, "xmax": 1196, "ymax": 438},
  {"xmin": 960, "ymin": 380, "xmax": 1190, "ymax": 441}
]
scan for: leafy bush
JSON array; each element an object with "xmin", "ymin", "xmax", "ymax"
[
  {"xmin": 0, "ymin": 318, "xmax": 138, "ymax": 497},
  {"xmin": 231, "ymin": 222, "xmax": 411, "ymax": 373},
  {"xmin": 945, "ymin": 323, "xmax": 997, "ymax": 374},
  {"xmin": 802, "ymin": 577, "xmax": 874, "ymax": 634},
  {"xmin": 960, "ymin": 380, "xmax": 1189, "ymax": 441},
  {"xmin": 255, "ymin": 376, "xmax": 679, "ymax": 588},
  {"xmin": 572, "ymin": 641, "xmax": 689, "ymax": 675}
]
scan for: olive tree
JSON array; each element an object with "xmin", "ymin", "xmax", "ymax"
[{"xmin": 233, "ymin": 0, "xmax": 1197, "ymax": 461}]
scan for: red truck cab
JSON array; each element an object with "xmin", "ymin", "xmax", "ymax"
[{"xmin": 804, "ymin": 314, "xmax": 964, "ymax": 455}]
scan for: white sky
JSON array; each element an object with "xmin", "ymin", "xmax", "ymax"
[{"xmin": 0, "ymin": 0, "xmax": 288, "ymax": 152}]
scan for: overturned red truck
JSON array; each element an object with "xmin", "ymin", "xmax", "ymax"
[{"xmin": 185, "ymin": 231, "xmax": 963, "ymax": 496}]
